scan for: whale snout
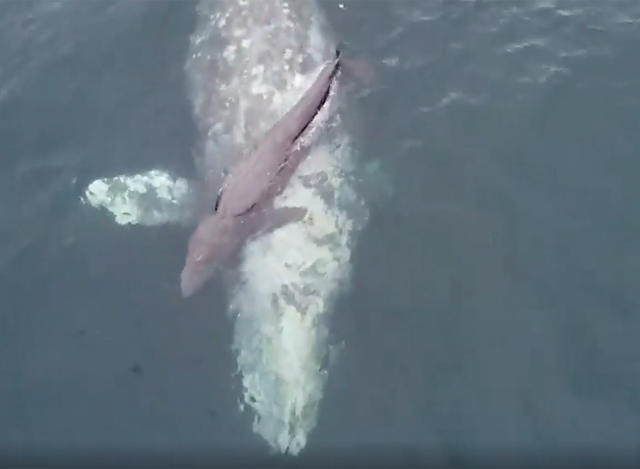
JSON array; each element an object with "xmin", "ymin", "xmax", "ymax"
[{"xmin": 180, "ymin": 262, "xmax": 215, "ymax": 298}]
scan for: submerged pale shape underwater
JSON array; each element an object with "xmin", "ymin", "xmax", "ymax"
[{"xmin": 83, "ymin": 0, "xmax": 367, "ymax": 455}]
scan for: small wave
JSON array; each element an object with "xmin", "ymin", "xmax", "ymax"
[
  {"xmin": 419, "ymin": 91, "xmax": 482, "ymax": 113},
  {"xmin": 504, "ymin": 37, "xmax": 548, "ymax": 54},
  {"xmin": 517, "ymin": 63, "xmax": 569, "ymax": 85}
]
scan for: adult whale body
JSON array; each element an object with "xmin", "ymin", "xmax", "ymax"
[
  {"xmin": 82, "ymin": 0, "xmax": 370, "ymax": 453},
  {"xmin": 180, "ymin": 52, "xmax": 341, "ymax": 298}
]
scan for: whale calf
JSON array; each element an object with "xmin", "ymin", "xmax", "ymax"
[{"xmin": 180, "ymin": 52, "xmax": 341, "ymax": 297}]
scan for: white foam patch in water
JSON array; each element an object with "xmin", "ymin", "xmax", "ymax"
[{"xmin": 82, "ymin": 169, "xmax": 193, "ymax": 226}]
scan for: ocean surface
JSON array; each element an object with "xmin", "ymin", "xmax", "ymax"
[{"xmin": 1, "ymin": 0, "xmax": 640, "ymax": 466}]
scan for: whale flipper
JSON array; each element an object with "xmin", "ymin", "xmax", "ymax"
[
  {"xmin": 257, "ymin": 206, "xmax": 307, "ymax": 235},
  {"xmin": 82, "ymin": 170, "xmax": 195, "ymax": 226}
]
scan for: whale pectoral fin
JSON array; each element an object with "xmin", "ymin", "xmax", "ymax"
[
  {"xmin": 248, "ymin": 206, "xmax": 307, "ymax": 237},
  {"xmin": 83, "ymin": 170, "xmax": 195, "ymax": 226},
  {"xmin": 267, "ymin": 207, "xmax": 308, "ymax": 232}
]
